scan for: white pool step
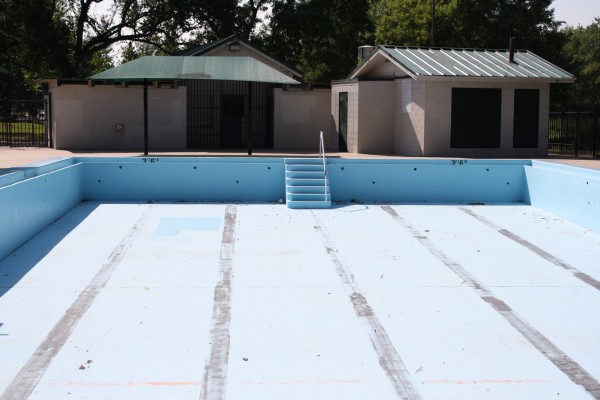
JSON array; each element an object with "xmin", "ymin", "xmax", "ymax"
[{"xmin": 285, "ymin": 158, "xmax": 331, "ymax": 209}]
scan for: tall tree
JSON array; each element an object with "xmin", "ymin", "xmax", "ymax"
[
  {"xmin": 60, "ymin": 0, "xmax": 193, "ymax": 76},
  {"xmin": 371, "ymin": 0, "xmax": 456, "ymax": 46},
  {"xmin": 0, "ymin": 0, "xmax": 199, "ymax": 92},
  {"xmin": 0, "ymin": 0, "xmax": 72, "ymax": 98},
  {"xmin": 371, "ymin": 0, "xmax": 563, "ymax": 59},
  {"xmin": 560, "ymin": 18, "xmax": 600, "ymax": 105},
  {"xmin": 258, "ymin": 0, "xmax": 373, "ymax": 81},
  {"xmin": 181, "ymin": 0, "xmax": 272, "ymax": 43}
]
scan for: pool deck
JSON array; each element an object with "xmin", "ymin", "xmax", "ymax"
[
  {"xmin": 1, "ymin": 146, "xmax": 599, "ymax": 170},
  {"xmin": 0, "ymin": 149, "xmax": 599, "ymax": 399}
]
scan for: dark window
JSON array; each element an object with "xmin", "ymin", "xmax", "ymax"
[
  {"xmin": 513, "ymin": 89, "xmax": 540, "ymax": 148},
  {"xmin": 451, "ymin": 88, "xmax": 502, "ymax": 148},
  {"xmin": 339, "ymin": 92, "xmax": 348, "ymax": 152}
]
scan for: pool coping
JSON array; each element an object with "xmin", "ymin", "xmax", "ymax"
[{"xmin": 1, "ymin": 147, "xmax": 599, "ymax": 170}]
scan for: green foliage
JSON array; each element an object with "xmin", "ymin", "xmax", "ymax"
[
  {"xmin": 371, "ymin": 0, "xmax": 455, "ymax": 46},
  {"xmin": 560, "ymin": 18, "xmax": 600, "ymax": 105},
  {"xmin": 372, "ymin": 0, "xmax": 563, "ymax": 53},
  {"xmin": 0, "ymin": 0, "xmax": 592, "ymax": 105},
  {"xmin": 180, "ymin": 0, "xmax": 272, "ymax": 43},
  {"xmin": 0, "ymin": 0, "xmax": 71, "ymax": 98},
  {"xmin": 257, "ymin": 0, "xmax": 373, "ymax": 81}
]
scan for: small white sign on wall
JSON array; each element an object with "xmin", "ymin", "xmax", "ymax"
[{"xmin": 402, "ymin": 79, "xmax": 411, "ymax": 113}]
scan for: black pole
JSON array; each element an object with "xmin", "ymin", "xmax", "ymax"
[
  {"xmin": 247, "ymin": 81, "xmax": 253, "ymax": 156},
  {"xmin": 560, "ymin": 106, "xmax": 565, "ymax": 155},
  {"xmin": 594, "ymin": 104, "xmax": 598, "ymax": 158},
  {"xmin": 431, "ymin": 0, "xmax": 436, "ymax": 47},
  {"xmin": 575, "ymin": 106, "xmax": 579, "ymax": 157},
  {"xmin": 143, "ymin": 79, "xmax": 148, "ymax": 156},
  {"xmin": 47, "ymin": 94, "xmax": 53, "ymax": 148}
]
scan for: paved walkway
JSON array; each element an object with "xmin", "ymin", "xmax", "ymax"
[{"xmin": 1, "ymin": 147, "xmax": 599, "ymax": 170}]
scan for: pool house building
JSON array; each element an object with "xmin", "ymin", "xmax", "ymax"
[
  {"xmin": 41, "ymin": 38, "xmax": 575, "ymax": 157},
  {"xmin": 331, "ymin": 45, "xmax": 575, "ymax": 157}
]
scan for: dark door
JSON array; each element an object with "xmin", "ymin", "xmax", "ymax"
[
  {"xmin": 339, "ymin": 92, "xmax": 348, "ymax": 152},
  {"xmin": 513, "ymin": 89, "xmax": 540, "ymax": 148},
  {"xmin": 451, "ymin": 88, "xmax": 502, "ymax": 148},
  {"xmin": 221, "ymin": 95, "xmax": 245, "ymax": 148}
]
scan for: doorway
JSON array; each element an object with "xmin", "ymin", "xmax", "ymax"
[
  {"xmin": 513, "ymin": 89, "xmax": 540, "ymax": 148},
  {"xmin": 221, "ymin": 95, "xmax": 245, "ymax": 148},
  {"xmin": 339, "ymin": 92, "xmax": 348, "ymax": 152}
]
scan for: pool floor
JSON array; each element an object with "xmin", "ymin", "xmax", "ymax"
[{"xmin": 0, "ymin": 202, "xmax": 599, "ymax": 399}]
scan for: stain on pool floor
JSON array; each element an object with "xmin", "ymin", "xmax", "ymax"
[{"xmin": 0, "ymin": 202, "xmax": 599, "ymax": 399}]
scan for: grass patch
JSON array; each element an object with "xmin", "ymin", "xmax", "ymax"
[{"xmin": 1, "ymin": 121, "xmax": 45, "ymax": 134}]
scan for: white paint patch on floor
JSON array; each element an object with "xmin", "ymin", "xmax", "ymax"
[{"xmin": 0, "ymin": 202, "xmax": 599, "ymax": 399}]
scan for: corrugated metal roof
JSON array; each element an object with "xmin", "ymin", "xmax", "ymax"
[
  {"xmin": 88, "ymin": 56, "xmax": 300, "ymax": 84},
  {"xmin": 368, "ymin": 47, "xmax": 574, "ymax": 81}
]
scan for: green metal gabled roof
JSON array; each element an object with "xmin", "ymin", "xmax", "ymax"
[
  {"xmin": 88, "ymin": 56, "xmax": 300, "ymax": 84},
  {"xmin": 352, "ymin": 46, "xmax": 575, "ymax": 82}
]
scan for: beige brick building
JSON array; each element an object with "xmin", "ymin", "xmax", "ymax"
[{"xmin": 331, "ymin": 46, "xmax": 575, "ymax": 157}]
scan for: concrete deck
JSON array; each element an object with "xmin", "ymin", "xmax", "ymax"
[
  {"xmin": 1, "ymin": 202, "xmax": 599, "ymax": 399},
  {"xmin": 1, "ymin": 147, "xmax": 599, "ymax": 170}
]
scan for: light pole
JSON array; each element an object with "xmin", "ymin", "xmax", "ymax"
[{"xmin": 431, "ymin": 0, "xmax": 436, "ymax": 47}]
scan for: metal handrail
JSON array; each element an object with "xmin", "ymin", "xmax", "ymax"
[{"xmin": 319, "ymin": 131, "xmax": 328, "ymax": 200}]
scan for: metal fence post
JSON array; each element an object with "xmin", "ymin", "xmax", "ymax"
[
  {"xmin": 574, "ymin": 105, "xmax": 579, "ymax": 157},
  {"xmin": 8, "ymin": 102, "xmax": 12, "ymax": 147},
  {"xmin": 592, "ymin": 104, "xmax": 600, "ymax": 158},
  {"xmin": 560, "ymin": 106, "xmax": 565, "ymax": 155}
]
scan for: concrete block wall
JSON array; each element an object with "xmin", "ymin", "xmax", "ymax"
[
  {"xmin": 422, "ymin": 80, "xmax": 550, "ymax": 157},
  {"xmin": 394, "ymin": 79, "xmax": 426, "ymax": 156},
  {"xmin": 50, "ymin": 84, "xmax": 186, "ymax": 151},
  {"xmin": 273, "ymin": 88, "xmax": 332, "ymax": 149},
  {"xmin": 356, "ymin": 81, "xmax": 394, "ymax": 154}
]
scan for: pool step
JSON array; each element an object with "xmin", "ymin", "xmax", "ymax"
[{"xmin": 285, "ymin": 158, "xmax": 331, "ymax": 209}]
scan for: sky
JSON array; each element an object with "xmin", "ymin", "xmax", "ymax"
[{"xmin": 551, "ymin": 0, "xmax": 600, "ymax": 27}]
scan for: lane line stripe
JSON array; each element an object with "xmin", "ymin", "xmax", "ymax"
[
  {"xmin": 459, "ymin": 206, "xmax": 600, "ymax": 290},
  {"xmin": 311, "ymin": 211, "xmax": 422, "ymax": 400},
  {"xmin": 381, "ymin": 205, "xmax": 600, "ymax": 398},
  {"xmin": 0, "ymin": 211, "xmax": 150, "ymax": 400},
  {"xmin": 200, "ymin": 205, "xmax": 237, "ymax": 400}
]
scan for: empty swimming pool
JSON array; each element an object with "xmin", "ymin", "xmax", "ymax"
[{"xmin": 0, "ymin": 157, "xmax": 599, "ymax": 399}]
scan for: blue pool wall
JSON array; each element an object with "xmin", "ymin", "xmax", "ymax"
[
  {"xmin": 1, "ymin": 157, "xmax": 599, "ymax": 260},
  {"xmin": 81, "ymin": 158, "xmax": 286, "ymax": 202},
  {"xmin": 0, "ymin": 162, "xmax": 82, "ymax": 261},
  {"xmin": 326, "ymin": 159, "xmax": 527, "ymax": 203},
  {"xmin": 525, "ymin": 161, "xmax": 600, "ymax": 232}
]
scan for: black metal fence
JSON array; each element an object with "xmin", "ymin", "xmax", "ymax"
[
  {"xmin": 0, "ymin": 99, "xmax": 49, "ymax": 147},
  {"xmin": 548, "ymin": 105, "xmax": 599, "ymax": 158},
  {"xmin": 185, "ymin": 80, "xmax": 275, "ymax": 149}
]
